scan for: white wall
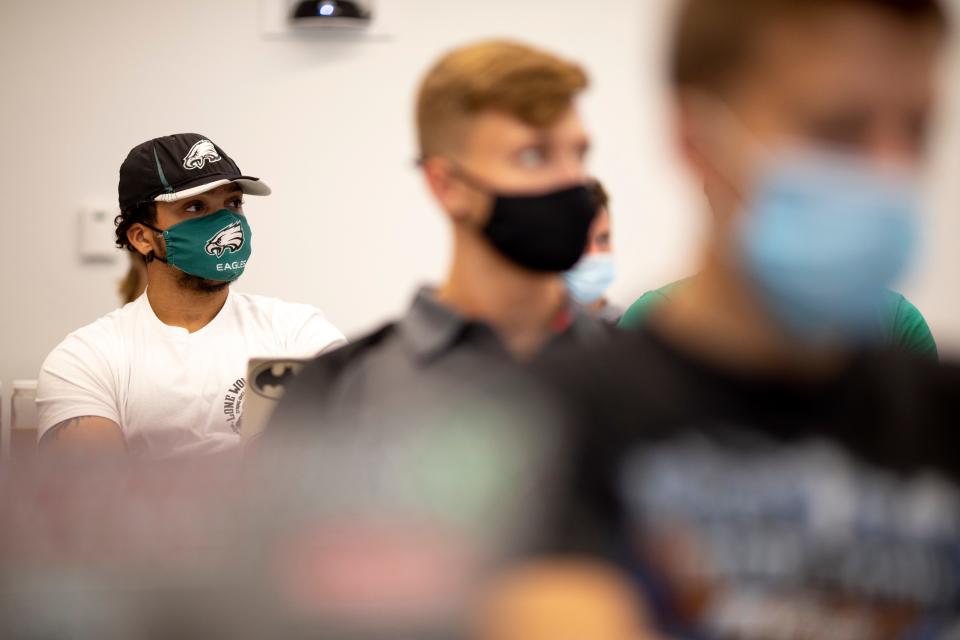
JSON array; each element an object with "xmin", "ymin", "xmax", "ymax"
[{"xmin": 0, "ymin": 0, "xmax": 958, "ymax": 393}]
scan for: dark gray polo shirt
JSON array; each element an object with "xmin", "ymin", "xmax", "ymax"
[
  {"xmin": 267, "ymin": 287, "xmax": 613, "ymax": 435},
  {"xmin": 259, "ymin": 288, "xmax": 612, "ymax": 583}
]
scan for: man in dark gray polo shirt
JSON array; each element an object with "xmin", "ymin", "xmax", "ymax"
[{"xmin": 267, "ymin": 39, "xmax": 609, "ymax": 437}]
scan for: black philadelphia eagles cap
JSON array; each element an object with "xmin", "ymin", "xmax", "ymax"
[{"xmin": 118, "ymin": 133, "xmax": 271, "ymax": 210}]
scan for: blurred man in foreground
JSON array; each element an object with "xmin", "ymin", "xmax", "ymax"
[{"xmin": 545, "ymin": 0, "xmax": 960, "ymax": 637}]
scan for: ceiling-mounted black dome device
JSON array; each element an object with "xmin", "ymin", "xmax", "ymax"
[{"xmin": 290, "ymin": 0, "xmax": 372, "ymax": 26}]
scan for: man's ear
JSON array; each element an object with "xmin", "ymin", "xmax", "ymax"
[
  {"xmin": 673, "ymin": 90, "xmax": 749, "ymax": 226},
  {"xmin": 127, "ymin": 222, "xmax": 158, "ymax": 259},
  {"xmin": 422, "ymin": 156, "xmax": 454, "ymax": 201},
  {"xmin": 674, "ymin": 91, "xmax": 714, "ymax": 177},
  {"xmin": 422, "ymin": 156, "xmax": 473, "ymax": 222}
]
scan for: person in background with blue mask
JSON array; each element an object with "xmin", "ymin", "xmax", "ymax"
[
  {"xmin": 564, "ymin": 180, "xmax": 624, "ymax": 326},
  {"xmin": 36, "ymin": 134, "xmax": 345, "ymax": 458},
  {"xmin": 539, "ymin": 1, "xmax": 960, "ymax": 637},
  {"xmin": 619, "ymin": 160, "xmax": 938, "ymax": 357}
]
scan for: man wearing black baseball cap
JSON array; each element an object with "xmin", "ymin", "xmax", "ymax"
[{"xmin": 36, "ymin": 133, "xmax": 346, "ymax": 458}]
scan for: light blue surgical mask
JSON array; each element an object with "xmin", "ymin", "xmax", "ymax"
[
  {"xmin": 738, "ymin": 151, "xmax": 920, "ymax": 346},
  {"xmin": 564, "ymin": 253, "xmax": 616, "ymax": 305}
]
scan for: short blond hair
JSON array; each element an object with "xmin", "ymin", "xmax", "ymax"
[{"xmin": 416, "ymin": 40, "xmax": 588, "ymax": 157}]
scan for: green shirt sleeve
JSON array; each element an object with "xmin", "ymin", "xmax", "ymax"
[
  {"xmin": 620, "ymin": 281, "xmax": 937, "ymax": 361},
  {"xmin": 884, "ymin": 291, "xmax": 938, "ymax": 361},
  {"xmin": 619, "ymin": 278, "xmax": 693, "ymax": 330}
]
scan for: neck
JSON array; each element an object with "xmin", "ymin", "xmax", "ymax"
[
  {"xmin": 438, "ymin": 228, "xmax": 569, "ymax": 360},
  {"xmin": 652, "ymin": 244, "xmax": 847, "ymax": 378},
  {"xmin": 144, "ymin": 264, "xmax": 229, "ymax": 333},
  {"xmin": 588, "ymin": 298, "xmax": 607, "ymax": 313}
]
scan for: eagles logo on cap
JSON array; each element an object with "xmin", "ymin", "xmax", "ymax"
[{"xmin": 183, "ymin": 139, "xmax": 223, "ymax": 171}]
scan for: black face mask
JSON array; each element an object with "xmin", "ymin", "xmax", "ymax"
[{"xmin": 455, "ymin": 167, "xmax": 598, "ymax": 272}]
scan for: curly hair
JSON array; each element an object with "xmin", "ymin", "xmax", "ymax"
[{"xmin": 114, "ymin": 202, "xmax": 158, "ymax": 258}]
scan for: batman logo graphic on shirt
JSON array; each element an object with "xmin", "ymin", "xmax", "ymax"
[
  {"xmin": 255, "ymin": 365, "xmax": 297, "ymax": 393},
  {"xmin": 205, "ymin": 221, "xmax": 244, "ymax": 258},
  {"xmin": 250, "ymin": 361, "xmax": 304, "ymax": 400},
  {"xmin": 182, "ymin": 139, "xmax": 222, "ymax": 170}
]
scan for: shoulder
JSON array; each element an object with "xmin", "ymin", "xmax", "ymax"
[
  {"xmin": 230, "ymin": 292, "xmax": 340, "ymax": 333},
  {"xmin": 881, "ymin": 290, "xmax": 937, "ymax": 359},
  {"xmin": 267, "ymin": 322, "xmax": 398, "ymax": 433},
  {"xmin": 41, "ymin": 303, "xmax": 135, "ymax": 370},
  {"xmin": 292, "ymin": 322, "xmax": 396, "ymax": 386},
  {"xmin": 620, "ymin": 277, "xmax": 693, "ymax": 329},
  {"xmin": 881, "ymin": 289, "xmax": 926, "ymax": 322},
  {"xmin": 37, "ymin": 306, "xmax": 135, "ymax": 429},
  {"xmin": 229, "ymin": 292, "xmax": 346, "ymax": 356}
]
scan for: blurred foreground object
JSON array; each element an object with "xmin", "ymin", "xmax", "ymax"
[
  {"xmin": 0, "ymin": 403, "xmax": 566, "ymax": 639},
  {"xmin": 471, "ymin": 558, "xmax": 665, "ymax": 640},
  {"xmin": 535, "ymin": 0, "xmax": 960, "ymax": 637}
]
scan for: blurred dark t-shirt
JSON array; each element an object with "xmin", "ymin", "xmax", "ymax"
[{"xmin": 537, "ymin": 326, "xmax": 960, "ymax": 639}]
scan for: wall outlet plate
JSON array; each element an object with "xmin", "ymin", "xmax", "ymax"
[{"xmin": 78, "ymin": 204, "xmax": 119, "ymax": 262}]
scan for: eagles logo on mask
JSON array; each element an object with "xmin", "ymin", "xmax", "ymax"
[
  {"xmin": 206, "ymin": 220, "xmax": 245, "ymax": 258},
  {"xmin": 143, "ymin": 210, "xmax": 253, "ymax": 282}
]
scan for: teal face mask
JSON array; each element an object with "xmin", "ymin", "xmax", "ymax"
[{"xmin": 145, "ymin": 209, "xmax": 252, "ymax": 282}]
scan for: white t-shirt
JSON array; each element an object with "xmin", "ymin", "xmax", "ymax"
[{"xmin": 37, "ymin": 291, "xmax": 346, "ymax": 458}]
